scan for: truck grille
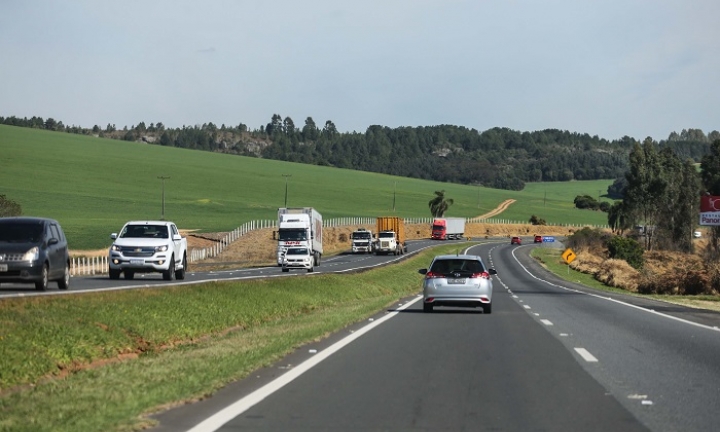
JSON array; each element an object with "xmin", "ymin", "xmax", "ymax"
[{"xmin": 116, "ymin": 246, "xmax": 155, "ymax": 258}]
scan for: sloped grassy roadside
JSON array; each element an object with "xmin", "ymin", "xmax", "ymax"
[
  {"xmin": 0, "ymin": 244, "xmax": 463, "ymax": 432},
  {"xmin": 531, "ymin": 248, "xmax": 720, "ymax": 311}
]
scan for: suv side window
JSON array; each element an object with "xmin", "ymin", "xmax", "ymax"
[
  {"xmin": 171, "ymin": 224, "xmax": 179, "ymax": 237},
  {"xmin": 49, "ymin": 224, "xmax": 61, "ymax": 242}
]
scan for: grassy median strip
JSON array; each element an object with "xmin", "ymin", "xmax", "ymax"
[{"xmin": 0, "ymin": 245, "xmax": 464, "ymax": 432}]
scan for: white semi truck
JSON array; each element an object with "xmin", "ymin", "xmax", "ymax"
[
  {"xmin": 350, "ymin": 228, "xmax": 374, "ymax": 254},
  {"xmin": 276, "ymin": 207, "xmax": 323, "ymax": 267}
]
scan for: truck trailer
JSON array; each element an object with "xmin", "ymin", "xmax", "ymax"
[
  {"xmin": 276, "ymin": 208, "xmax": 323, "ymax": 266},
  {"xmin": 431, "ymin": 217, "xmax": 466, "ymax": 240},
  {"xmin": 374, "ymin": 216, "xmax": 407, "ymax": 255}
]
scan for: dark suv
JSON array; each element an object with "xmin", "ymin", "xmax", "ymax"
[{"xmin": 0, "ymin": 217, "xmax": 70, "ymax": 290}]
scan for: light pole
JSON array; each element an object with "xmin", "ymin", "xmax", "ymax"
[
  {"xmin": 282, "ymin": 174, "xmax": 292, "ymax": 207},
  {"xmin": 392, "ymin": 181, "xmax": 396, "ymax": 212},
  {"xmin": 158, "ymin": 176, "xmax": 170, "ymax": 220}
]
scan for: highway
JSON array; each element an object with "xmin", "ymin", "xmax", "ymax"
[
  {"xmin": 0, "ymin": 238, "xmax": 443, "ymax": 298},
  {"xmin": 149, "ymin": 241, "xmax": 720, "ymax": 432}
]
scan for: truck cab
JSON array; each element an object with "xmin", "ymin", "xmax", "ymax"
[
  {"xmin": 350, "ymin": 228, "xmax": 374, "ymax": 254},
  {"xmin": 375, "ymin": 230, "xmax": 405, "ymax": 255}
]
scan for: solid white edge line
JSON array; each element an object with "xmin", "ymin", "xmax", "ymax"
[
  {"xmin": 185, "ymin": 295, "xmax": 424, "ymax": 432},
  {"xmin": 574, "ymin": 347, "xmax": 599, "ymax": 362}
]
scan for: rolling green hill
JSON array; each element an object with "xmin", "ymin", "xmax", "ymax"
[{"xmin": 0, "ymin": 125, "xmax": 613, "ymax": 249}]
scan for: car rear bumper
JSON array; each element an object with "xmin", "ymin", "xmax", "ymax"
[{"xmin": 424, "ymin": 298, "xmax": 491, "ymax": 308}]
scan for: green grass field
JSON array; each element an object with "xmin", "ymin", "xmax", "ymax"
[
  {"xmin": 0, "ymin": 242, "xmax": 463, "ymax": 432},
  {"xmin": 1, "ymin": 125, "xmax": 613, "ymax": 249}
]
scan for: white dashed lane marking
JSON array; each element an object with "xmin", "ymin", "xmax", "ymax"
[{"xmin": 574, "ymin": 348, "xmax": 599, "ymax": 362}]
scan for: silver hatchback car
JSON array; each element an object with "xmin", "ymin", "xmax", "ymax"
[{"xmin": 418, "ymin": 254, "xmax": 497, "ymax": 314}]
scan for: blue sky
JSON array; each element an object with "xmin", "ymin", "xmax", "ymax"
[{"xmin": 1, "ymin": 0, "xmax": 718, "ymax": 141}]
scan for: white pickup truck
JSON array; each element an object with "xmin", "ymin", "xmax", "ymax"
[{"xmin": 108, "ymin": 220, "xmax": 188, "ymax": 280}]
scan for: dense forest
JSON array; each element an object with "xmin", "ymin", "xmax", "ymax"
[{"xmin": 2, "ymin": 114, "xmax": 717, "ymax": 191}]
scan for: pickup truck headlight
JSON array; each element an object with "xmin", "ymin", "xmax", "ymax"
[
  {"xmin": 22, "ymin": 247, "xmax": 39, "ymax": 262},
  {"xmin": 111, "ymin": 244, "xmax": 122, "ymax": 252},
  {"xmin": 154, "ymin": 245, "xmax": 169, "ymax": 252}
]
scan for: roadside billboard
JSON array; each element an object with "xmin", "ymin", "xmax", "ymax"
[{"xmin": 699, "ymin": 195, "xmax": 720, "ymax": 226}]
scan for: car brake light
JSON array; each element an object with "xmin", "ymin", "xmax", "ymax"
[
  {"xmin": 425, "ymin": 271, "xmax": 443, "ymax": 279},
  {"xmin": 470, "ymin": 272, "xmax": 490, "ymax": 279}
]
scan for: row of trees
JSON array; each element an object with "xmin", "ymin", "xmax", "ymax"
[
  {"xmin": 3, "ymin": 114, "xmax": 717, "ymax": 191},
  {"xmin": 607, "ymin": 138, "xmax": 720, "ymax": 257}
]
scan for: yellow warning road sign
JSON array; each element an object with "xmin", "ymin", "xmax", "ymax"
[{"xmin": 562, "ymin": 248, "xmax": 576, "ymax": 264}]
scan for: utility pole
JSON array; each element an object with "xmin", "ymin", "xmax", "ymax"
[
  {"xmin": 282, "ymin": 174, "xmax": 292, "ymax": 207},
  {"xmin": 157, "ymin": 176, "xmax": 170, "ymax": 220},
  {"xmin": 392, "ymin": 181, "xmax": 396, "ymax": 212}
]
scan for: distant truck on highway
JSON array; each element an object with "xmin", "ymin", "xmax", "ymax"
[
  {"xmin": 431, "ymin": 217, "xmax": 466, "ymax": 240},
  {"xmin": 108, "ymin": 220, "xmax": 187, "ymax": 280},
  {"xmin": 350, "ymin": 228, "xmax": 374, "ymax": 254},
  {"xmin": 276, "ymin": 207, "xmax": 323, "ymax": 266},
  {"xmin": 374, "ymin": 216, "xmax": 407, "ymax": 255}
]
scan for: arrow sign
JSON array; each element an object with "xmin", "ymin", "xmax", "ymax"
[{"xmin": 562, "ymin": 248, "xmax": 576, "ymax": 264}]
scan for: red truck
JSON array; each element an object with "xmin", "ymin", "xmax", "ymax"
[{"xmin": 431, "ymin": 217, "xmax": 466, "ymax": 240}]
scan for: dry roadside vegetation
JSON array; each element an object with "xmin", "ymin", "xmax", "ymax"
[{"xmin": 562, "ymin": 230, "xmax": 720, "ymax": 311}]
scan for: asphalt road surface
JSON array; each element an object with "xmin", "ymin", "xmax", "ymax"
[
  {"xmin": 149, "ymin": 241, "xmax": 720, "ymax": 432},
  {"xmin": 0, "ymin": 238, "xmax": 444, "ymax": 298}
]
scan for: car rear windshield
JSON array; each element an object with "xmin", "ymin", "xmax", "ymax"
[
  {"xmin": 120, "ymin": 225, "xmax": 169, "ymax": 239},
  {"xmin": 0, "ymin": 222, "xmax": 44, "ymax": 243},
  {"xmin": 430, "ymin": 259, "xmax": 485, "ymax": 275}
]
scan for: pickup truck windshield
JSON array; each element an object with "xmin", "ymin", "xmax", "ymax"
[{"xmin": 120, "ymin": 225, "xmax": 169, "ymax": 239}]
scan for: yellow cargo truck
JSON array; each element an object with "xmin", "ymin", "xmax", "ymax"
[{"xmin": 374, "ymin": 216, "xmax": 407, "ymax": 255}]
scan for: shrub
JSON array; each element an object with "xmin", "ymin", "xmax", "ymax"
[
  {"xmin": 607, "ymin": 236, "xmax": 644, "ymax": 270},
  {"xmin": 529, "ymin": 215, "xmax": 547, "ymax": 226},
  {"xmin": 0, "ymin": 194, "xmax": 22, "ymax": 217},
  {"xmin": 566, "ymin": 227, "xmax": 610, "ymax": 253}
]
